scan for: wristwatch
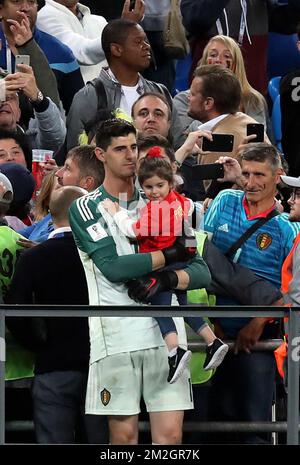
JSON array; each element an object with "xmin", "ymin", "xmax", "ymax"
[
  {"xmin": 29, "ymin": 89, "xmax": 49, "ymax": 112},
  {"xmin": 29, "ymin": 90, "xmax": 44, "ymax": 104}
]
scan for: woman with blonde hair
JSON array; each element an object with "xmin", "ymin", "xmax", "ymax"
[
  {"xmin": 18, "ymin": 171, "xmax": 59, "ymax": 244},
  {"xmin": 199, "ymin": 35, "xmax": 267, "ymax": 124},
  {"xmin": 174, "ymin": 34, "xmax": 268, "ymax": 132},
  {"xmin": 33, "ymin": 171, "xmax": 58, "ymax": 222}
]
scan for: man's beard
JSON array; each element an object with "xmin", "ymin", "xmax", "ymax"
[
  {"xmin": 289, "ymin": 213, "xmax": 300, "ymax": 222},
  {"xmin": 187, "ymin": 109, "xmax": 198, "ymax": 120}
]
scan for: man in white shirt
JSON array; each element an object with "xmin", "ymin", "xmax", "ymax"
[{"xmin": 37, "ymin": 0, "xmax": 145, "ymax": 83}]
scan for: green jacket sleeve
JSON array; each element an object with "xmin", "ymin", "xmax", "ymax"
[
  {"xmin": 69, "ymin": 199, "xmax": 153, "ymax": 283},
  {"xmin": 90, "ymin": 242, "xmax": 153, "ymax": 283},
  {"xmin": 184, "ymin": 255, "xmax": 211, "ymax": 290}
]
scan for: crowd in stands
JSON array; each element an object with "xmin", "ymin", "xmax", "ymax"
[{"xmin": 1, "ymin": 0, "xmax": 300, "ymax": 446}]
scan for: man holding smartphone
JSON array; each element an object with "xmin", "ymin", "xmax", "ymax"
[
  {"xmin": 1, "ymin": 64, "xmax": 66, "ymax": 155},
  {"xmin": 187, "ymin": 65, "xmax": 268, "ymax": 195},
  {"xmin": 0, "ymin": 0, "xmax": 85, "ymax": 114},
  {"xmin": 188, "ymin": 66, "xmax": 268, "ymax": 167},
  {"xmin": 203, "ymin": 142, "xmax": 300, "ymax": 444}
]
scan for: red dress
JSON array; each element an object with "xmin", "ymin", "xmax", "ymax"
[{"xmin": 133, "ymin": 191, "xmax": 192, "ymax": 253}]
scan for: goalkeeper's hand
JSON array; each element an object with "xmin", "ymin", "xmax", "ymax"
[{"xmin": 127, "ymin": 270, "xmax": 178, "ymax": 303}]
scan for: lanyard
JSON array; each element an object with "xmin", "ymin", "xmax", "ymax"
[
  {"xmin": 238, "ymin": 0, "xmax": 247, "ymax": 47},
  {"xmin": 6, "ymin": 41, "xmax": 12, "ymax": 74},
  {"xmin": 216, "ymin": 9, "xmax": 228, "ymax": 36},
  {"xmin": 215, "ymin": 0, "xmax": 250, "ymax": 47}
]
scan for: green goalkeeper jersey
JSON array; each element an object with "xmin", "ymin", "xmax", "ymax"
[{"xmin": 69, "ymin": 185, "xmax": 191, "ymax": 363}]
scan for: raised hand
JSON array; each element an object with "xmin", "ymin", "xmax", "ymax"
[
  {"xmin": 121, "ymin": 0, "xmax": 145, "ymax": 23},
  {"xmin": 4, "ymin": 64, "xmax": 39, "ymax": 101},
  {"xmin": 215, "ymin": 156, "xmax": 242, "ymax": 184},
  {"xmin": 7, "ymin": 12, "xmax": 33, "ymax": 46},
  {"xmin": 101, "ymin": 199, "xmax": 120, "ymax": 216}
]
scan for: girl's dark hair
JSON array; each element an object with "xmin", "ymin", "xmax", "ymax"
[
  {"xmin": 138, "ymin": 155, "xmax": 174, "ymax": 186},
  {"xmin": 137, "ymin": 133, "xmax": 175, "ymax": 162}
]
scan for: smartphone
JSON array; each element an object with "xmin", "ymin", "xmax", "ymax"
[
  {"xmin": 246, "ymin": 123, "xmax": 264, "ymax": 142},
  {"xmin": 192, "ymin": 163, "xmax": 224, "ymax": 180},
  {"xmin": 15, "ymin": 54, "xmax": 30, "ymax": 72},
  {"xmin": 202, "ymin": 134, "xmax": 234, "ymax": 152},
  {"xmin": 129, "ymin": 0, "xmax": 136, "ymax": 10}
]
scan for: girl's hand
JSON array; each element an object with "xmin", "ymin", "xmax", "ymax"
[{"xmin": 101, "ymin": 199, "xmax": 120, "ymax": 216}]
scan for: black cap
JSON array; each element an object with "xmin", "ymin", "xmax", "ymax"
[{"xmin": 0, "ymin": 162, "xmax": 35, "ymax": 203}]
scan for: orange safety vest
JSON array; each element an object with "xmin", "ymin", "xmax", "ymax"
[
  {"xmin": 275, "ymin": 233, "xmax": 300, "ymax": 378},
  {"xmin": 282, "ymin": 232, "xmax": 300, "ymax": 295}
]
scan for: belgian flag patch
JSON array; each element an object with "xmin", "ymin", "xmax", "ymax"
[
  {"xmin": 100, "ymin": 388, "xmax": 111, "ymax": 406},
  {"xmin": 256, "ymin": 233, "xmax": 272, "ymax": 250}
]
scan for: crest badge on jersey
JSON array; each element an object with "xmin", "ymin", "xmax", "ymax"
[
  {"xmin": 100, "ymin": 388, "xmax": 111, "ymax": 406},
  {"xmin": 87, "ymin": 222, "xmax": 108, "ymax": 241},
  {"xmin": 256, "ymin": 233, "xmax": 272, "ymax": 250}
]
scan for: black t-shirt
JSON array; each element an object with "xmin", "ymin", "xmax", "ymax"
[{"xmin": 280, "ymin": 70, "xmax": 300, "ymax": 177}]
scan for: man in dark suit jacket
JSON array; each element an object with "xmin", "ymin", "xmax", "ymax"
[{"xmin": 7, "ymin": 186, "xmax": 91, "ymax": 444}]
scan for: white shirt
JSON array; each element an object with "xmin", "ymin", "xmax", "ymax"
[
  {"xmin": 48, "ymin": 226, "xmax": 72, "ymax": 239},
  {"xmin": 198, "ymin": 114, "xmax": 229, "ymax": 132},
  {"xmin": 120, "ymin": 84, "xmax": 140, "ymax": 117},
  {"xmin": 37, "ymin": 0, "xmax": 107, "ymax": 83}
]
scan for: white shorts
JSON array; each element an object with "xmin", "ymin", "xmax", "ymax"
[{"xmin": 85, "ymin": 347, "xmax": 194, "ymax": 415}]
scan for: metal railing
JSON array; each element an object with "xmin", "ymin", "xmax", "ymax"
[{"xmin": 0, "ymin": 305, "xmax": 299, "ymax": 445}]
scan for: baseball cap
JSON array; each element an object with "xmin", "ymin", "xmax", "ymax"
[
  {"xmin": 0, "ymin": 173, "xmax": 13, "ymax": 204},
  {"xmin": 0, "ymin": 162, "xmax": 35, "ymax": 203},
  {"xmin": 280, "ymin": 175, "xmax": 300, "ymax": 189}
]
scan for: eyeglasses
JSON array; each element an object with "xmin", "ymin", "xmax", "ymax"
[{"xmin": 289, "ymin": 190, "xmax": 300, "ymax": 201}]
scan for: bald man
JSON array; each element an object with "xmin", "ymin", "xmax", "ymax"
[{"xmin": 7, "ymin": 186, "xmax": 93, "ymax": 444}]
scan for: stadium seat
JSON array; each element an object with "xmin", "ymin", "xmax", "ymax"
[
  {"xmin": 272, "ymin": 95, "xmax": 283, "ymax": 152},
  {"xmin": 268, "ymin": 32, "xmax": 300, "ymax": 80},
  {"xmin": 268, "ymin": 76, "xmax": 281, "ymax": 103},
  {"xmin": 174, "ymin": 53, "xmax": 192, "ymax": 95}
]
